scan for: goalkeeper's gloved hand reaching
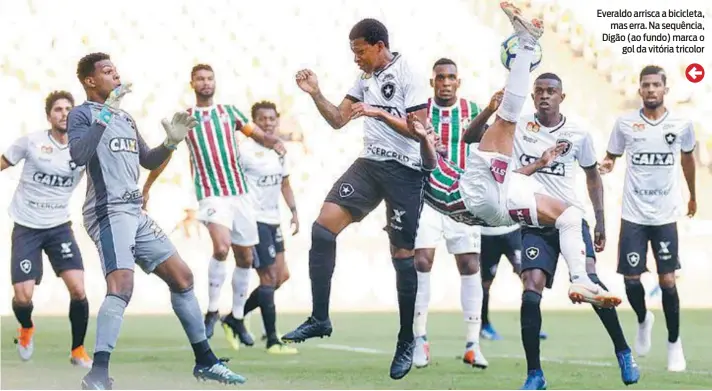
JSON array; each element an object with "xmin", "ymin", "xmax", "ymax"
[
  {"xmin": 97, "ymin": 83, "xmax": 133, "ymax": 126},
  {"xmin": 162, "ymin": 111, "xmax": 198, "ymax": 150}
]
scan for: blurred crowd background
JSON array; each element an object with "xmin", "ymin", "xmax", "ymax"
[{"xmin": 1, "ymin": 0, "xmax": 710, "ymax": 315}]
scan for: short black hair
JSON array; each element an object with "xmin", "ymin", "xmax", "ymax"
[
  {"xmin": 44, "ymin": 90, "xmax": 74, "ymax": 116},
  {"xmin": 251, "ymin": 100, "xmax": 279, "ymax": 121},
  {"xmin": 349, "ymin": 18, "xmax": 389, "ymax": 48},
  {"xmin": 433, "ymin": 58, "xmax": 457, "ymax": 70},
  {"xmin": 191, "ymin": 63, "xmax": 214, "ymax": 79},
  {"xmin": 639, "ymin": 65, "xmax": 666, "ymax": 85},
  {"xmin": 535, "ymin": 72, "xmax": 563, "ymax": 88},
  {"xmin": 76, "ymin": 52, "xmax": 110, "ymax": 82}
]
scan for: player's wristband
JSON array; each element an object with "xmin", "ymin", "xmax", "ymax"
[
  {"xmin": 96, "ymin": 106, "xmax": 115, "ymax": 127},
  {"xmin": 163, "ymin": 139, "xmax": 178, "ymax": 151}
]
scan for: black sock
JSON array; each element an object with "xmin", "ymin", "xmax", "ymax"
[
  {"xmin": 624, "ymin": 279, "xmax": 647, "ymax": 324},
  {"xmin": 309, "ymin": 222, "xmax": 337, "ymax": 321},
  {"xmin": 521, "ymin": 290, "xmax": 542, "ymax": 371},
  {"xmin": 69, "ymin": 298, "xmax": 89, "ymax": 350},
  {"xmin": 393, "ymin": 257, "xmax": 417, "ymax": 343},
  {"xmin": 482, "ymin": 284, "xmax": 491, "ymax": 327},
  {"xmin": 257, "ymin": 285, "xmax": 278, "ymax": 342},
  {"xmin": 244, "ymin": 288, "xmax": 260, "ymax": 316},
  {"xmin": 661, "ymin": 285, "xmax": 680, "ymax": 343},
  {"xmin": 12, "ymin": 300, "xmax": 33, "ymax": 329},
  {"xmin": 91, "ymin": 351, "xmax": 111, "ymax": 376},
  {"xmin": 589, "ymin": 274, "xmax": 629, "ymax": 353},
  {"xmin": 191, "ymin": 340, "xmax": 219, "ymax": 366}
]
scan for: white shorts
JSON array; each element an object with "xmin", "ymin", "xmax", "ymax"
[
  {"xmin": 460, "ymin": 149, "xmax": 543, "ymax": 228},
  {"xmin": 197, "ymin": 195, "xmax": 259, "ymax": 246},
  {"xmin": 415, "ymin": 204, "xmax": 482, "ymax": 254}
]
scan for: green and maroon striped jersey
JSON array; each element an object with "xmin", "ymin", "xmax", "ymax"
[
  {"xmin": 424, "ymin": 155, "xmax": 488, "ymax": 227},
  {"xmin": 427, "ymin": 98, "xmax": 481, "ymax": 169},
  {"xmin": 185, "ymin": 104, "xmax": 251, "ymax": 200}
]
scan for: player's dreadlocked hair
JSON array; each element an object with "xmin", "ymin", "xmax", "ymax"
[
  {"xmin": 77, "ymin": 52, "xmax": 110, "ymax": 82},
  {"xmin": 349, "ymin": 19, "xmax": 389, "ymax": 48},
  {"xmin": 536, "ymin": 72, "xmax": 563, "ymax": 88},
  {"xmin": 44, "ymin": 90, "xmax": 75, "ymax": 116},
  {"xmin": 191, "ymin": 63, "xmax": 214, "ymax": 79},
  {"xmin": 251, "ymin": 101, "xmax": 280, "ymax": 121},
  {"xmin": 639, "ymin": 65, "xmax": 666, "ymax": 85},
  {"xmin": 433, "ymin": 58, "xmax": 457, "ymax": 70}
]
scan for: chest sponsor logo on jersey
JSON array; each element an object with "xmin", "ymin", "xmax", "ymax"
[
  {"xmin": 522, "ymin": 135, "xmax": 538, "ymax": 143},
  {"xmin": 372, "ymin": 105, "xmax": 402, "ymax": 118},
  {"xmin": 555, "ymin": 139, "xmax": 573, "ymax": 156},
  {"xmin": 632, "ymin": 123, "xmax": 646, "ymax": 131},
  {"xmin": 664, "ymin": 132, "xmax": 677, "ymax": 146},
  {"xmin": 109, "ymin": 137, "xmax": 138, "ymax": 153},
  {"xmin": 381, "ymin": 82, "xmax": 396, "ymax": 100},
  {"xmin": 633, "ymin": 188, "xmax": 670, "ymax": 196},
  {"xmin": 365, "ymin": 145, "xmax": 411, "ymax": 164},
  {"xmin": 32, "ymin": 172, "xmax": 74, "ymax": 187},
  {"xmin": 526, "ymin": 122, "xmax": 540, "ymax": 133},
  {"xmin": 520, "ymin": 154, "xmax": 565, "ymax": 176},
  {"xmin": 631, "ymin": 152, "xmax": 673, "ymax": 166},
  {"xmin": 257, "ymin": 174, "xmax": 282, "ymax": 187},
  {"xmin": 41, "ymin": 145, "xmax": 53, "ymax": 154}
]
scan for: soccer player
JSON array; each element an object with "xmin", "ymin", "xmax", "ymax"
[
  {"xmin": 511, "ymin": 72, "xmax": 639, "ymax": 388},
  {"xmin": 2, "ymin": 91, "xmax": 92, "ymax": 367},
  {"xmin": 142, "ymin": 64, "xmax": 286, "ymax": 347},
  {"xmin": 239, "ymin": 101, "xmax": 298, "ymax": 354},
  {"xmin": 280, "ymin": 18, "xmax": 429, "ymax": 380},
  {"xmin": 411, "ymin": 3, "xmax": 620, "ymax": 311},
  {"xmin": 68, "ymin": 52, "xmax": 244, "ymax": 388},
  {"xmin": 412, "ymin": 58, "xmax": 487, "ymax": 369},
  {"xmin": 599, "ymin": 65, "xmax": 696, "ymax": 372}
]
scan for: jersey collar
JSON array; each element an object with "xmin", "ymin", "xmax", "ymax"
[
  {"xmin": 430, "ymin": 98, "xmax": 462, "ymax": 111},
  {"xmin": 638, "ymin": 108, "xmax": 669, "ymax": 127},
  {"xmin": 46, "ymin": 129, "xmax": 68, "ymax": 149},
  {"xmin": 374, "ymin": 52, "xmax": 401, "ymax": 77},
  {"xmin": 534, "ymin": 114, "xmax": 567, "ymax": 133}
]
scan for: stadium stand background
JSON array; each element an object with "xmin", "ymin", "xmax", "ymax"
[{"xmin": 1, "ymin": 0, "xmax": 710, "ymax": 315}]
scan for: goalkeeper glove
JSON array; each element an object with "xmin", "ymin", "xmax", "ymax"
[{"xmin": 162, "ymin": 111, "xmax": 198, "ymax": 150}]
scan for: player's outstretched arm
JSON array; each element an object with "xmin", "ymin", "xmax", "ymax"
[
  {"xmin": 584, "ymin": 165, "xmax": 606, "ymax": 251},
  {"xmin": 244, "ymin": 124, "xmax": 286, "ymax": 156},
  {"xmin": 296, "ymin": 69, "xmax": 353, "ymax": 129},
  {"xmin": 515, "ymin": 144, "xmax": 563, "ymax": 176},
  {"xmin": 681, "ymin": 150, "xmax": 697, "ymax": 217},
  {"xmin": 352, "ymin": 103, "xmax": 424, "ymax": 141},
  {"xmin": 68, "ymin": 107, "xmax": 110, "ymax": 166},
  {"xmin": 463, "ymin": 90, "xmax": 503, "ymax": 144},
  {"xmin": 407, "ymin": 113, "xmax": 437, "ymax": 170}
]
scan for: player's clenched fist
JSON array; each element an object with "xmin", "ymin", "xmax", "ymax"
[
  {"xmin": 295, "ymin": 69, "xmax": 319, "ymax": 95},
  {"xmin": 162, "ymin": 111, "xmax": 198, "ymax": 150}
]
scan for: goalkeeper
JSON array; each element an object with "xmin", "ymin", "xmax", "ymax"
[{"xmin": 68, "ymin": 52, "xmax": 246, "ymax": 389}]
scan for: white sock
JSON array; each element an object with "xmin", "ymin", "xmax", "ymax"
[
  {"xmin": 231, "ymin": 266, "xmax": 251, "ymax": 319},
  {"xmin": 498, "ymin": 33, "xmax": 535, "ymax": 122},
  {"xmin": 207, "ymin": 257, "xmax": 228, "ymax": 312},
  {"xmin": 414, "ymin": 271, "xmax": 431, "ymax": 337},
  {"xmin": 554, "ymin": 206, "xmax": 589, "ymax": 282},
  {"xmin": 461, "ymin": 272, "xmax": 483, "ymax": 344}
]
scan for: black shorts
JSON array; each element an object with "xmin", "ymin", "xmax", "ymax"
[
  {"xmin": 11, "ymin": 222, "xmax": 84, "ymax": 285},
  {"xmin": 253, "ymin": 222, "xmax": 285, "ymax": 270},
  {"xmin": 521, "ymin": 219, "xmax": 595, "ymax": 289},
  {"xmin": 616, "ymin": 219, "xmax": 680, "ymax": 276},
  {"xmin": 480, "ymin": 229, "xmax": 522, "ymax": 282},
  {"xmin": 325, "ymin": 158, "xmax": 427, "ymax": 250}
]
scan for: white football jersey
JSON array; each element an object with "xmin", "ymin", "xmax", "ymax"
[
  {"xmin": 513, "ymin": 114, "xmax": 597, "ymax": 212},
  {"xmin": 3, "ymin": 130, "xmax": 84, "ymax": 229},
  {"xmin": 347, "ymin": 53, "xmax": 429, "ymax": 171},
  {"xmin": 241, "ymin": 138, "xmax": 288, "ymax": 225},
  {"xmin": 607, "ymin": 109, "xmax": 695, "ymax": 226}
]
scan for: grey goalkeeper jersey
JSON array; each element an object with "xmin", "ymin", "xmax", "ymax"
[{"xmin": 67, "ymin": 101, "xmax": 171, "ymax": 221}]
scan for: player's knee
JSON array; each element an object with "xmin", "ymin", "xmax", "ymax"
[
  {"xmin": 658, "ymin": 272, "xmax": 676, "ymax": 289},
  {"xmin": 391, "ymin": 247, "xmax": 414, "ymax": 259},
  {"xmin": 233, "ymin": 246, "xmax": 253, "ymax": 268},
  {"xmin": 482, "ymin": 279, "xmax": 493, "ymax": 290},
  {"xmin": 456, "ymin": 254, "xmax": 480, "ymax": 275},
  {"xmin": 106, "ymin": 271, "xmax": 135, "ymax": 302},
  {"xmin": 277, "ymin": 267, "xmax": 290, "ymax": 288},
  {"xmin": 258, "ymin": 267, "xmax": 278, "ymax": 288},
  {"xmin": 522, "ymin": 289, "xmax": 542, "ymax": 305},
  {"xmin": 554, "ymin": 205, "xmax": 583, "ymax": 230},
  {"xmin": 587, "ymin": 273, "xmax": 609, "ymax": 291},
  {"xmin": 521, "ymin": 269, "xmax": 545, "ymax": 293},
  {"xmin": 12, "ymin": 293, "xmax": 32, "ymax": 306},
  {"xmin": 312, "ymin": 222, "xmax": 337, "ymax": 245},
  {"xmin": 213, "ymin": 245, "xmax": 230, "ymax": 261},
  {"xmin": 414, "ymin": 251, "xmax": 433, "ymax": 272},
  {"xmin": 68, "ymin": 285, "xmax": 87, "ymax": 301},
  {"xmin": 623, "ymin": 277, "xmax": 643, "ymax": 291}
]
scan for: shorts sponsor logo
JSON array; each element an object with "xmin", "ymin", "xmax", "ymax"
[
  {"xmin": 19, "ymin": 259, "xmax": 32, "ymax": 274},
  {"xmin": 338, "ymin": 183, "xmax": 355, "ymax": 198},
  {"xmin": 275, "ymin": 227, "xmax": 283, "ymax": 243},
  {"xmin": 509, "ymin": 208, "xmax": 533, "ymax": 226},
  {"xmin": 489, "ymin": 158, "xmax": 508, "ymax": 183},
  {"xmin": 121, "ymin": 189, "xmax": 142, "ymax": 202},
  {"xmin": 664, "ymin": 132, "xmax": 677, "ymax": 146},
  {"xmin": 525, "ymin": 247, "xmax": 540, "ymax": 260},
  {"xmin": 207, "ymin": 208, "xmax": 216, "ymax": 216},
  {"xmin": 381, "ymin": 82, "xmax": 396, "ymax": 100},
  {"xmin": 268, "ymin": 245, "xmax": 276, "ymax": 258},
  {"xmin": 109, "ymin": 137, "xmax": 139, "ymax": 153},
  {"xmin": 626, "ymin": 252, "xmax": 640, "ymax": 267},
  {"xmin": 390, "ymin": 209, "xmax": 405, "ymax": 231},
  {"xmin": 658, "ymin": 241, "xmax": 672, "ymax": 261},
  {"xmin": 489, "ymin": 264, "xmax": 498, "ymax": 276},
  {"xmin": 149, "ymin": 221, "xmax": 166, "ymax": 241},
  {"xmin": 631, "ymin": 152, "xmax": 673, "ymax": 166},
  {"xmin": 33, "ymin": 172, "xmax": 74, "ymax": 187},
  {"xmin": 60, "ymin": 241, "xmax": 74, "ymax": 259},
  {"xmin": 365, "ymin": 145, "xmax": 411, "ymax": 163}
]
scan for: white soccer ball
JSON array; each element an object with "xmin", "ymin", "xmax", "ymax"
[{"xmin": 500, "ymin": 34, "xmax": 543, "ymax": 72}]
